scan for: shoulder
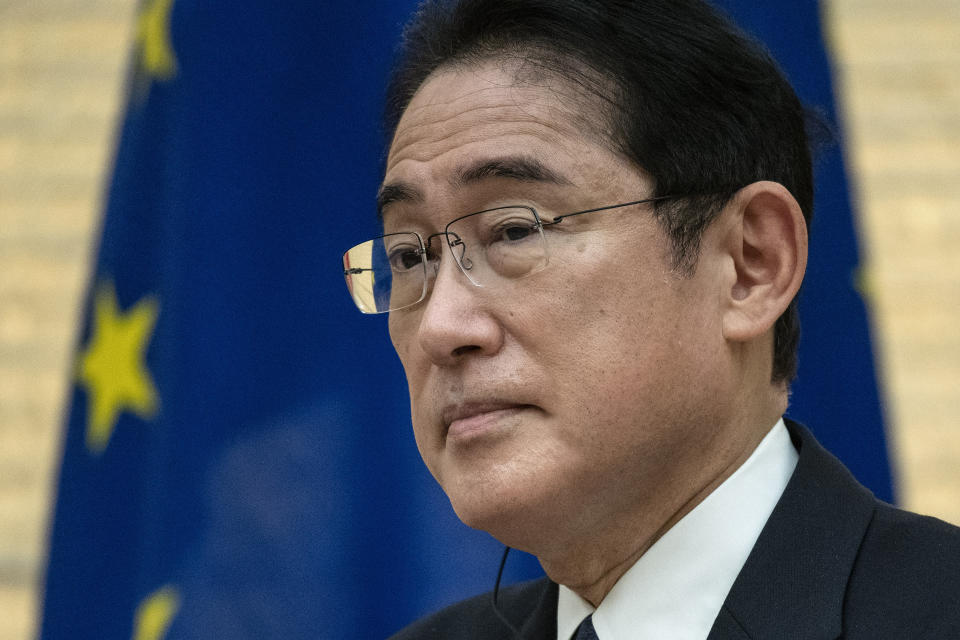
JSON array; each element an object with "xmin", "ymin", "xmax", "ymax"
[
  {"xmin": 388, "ymin": 578, "xmax": 554, "ymax": 640},
  {"xmin": 728, "ymin": 421, "xmax": 960, "ymax": 638},
  {"xmin": 844, "ymin": 502, "xmax": 960, "ymax": 637},
  {"xmin": 862, "ymin": 501, "xmax": 960, "ymax": 568}
]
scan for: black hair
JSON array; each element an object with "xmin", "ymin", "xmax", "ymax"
[{"xmin": 384, "ymin": 0, "xmax": 814, "ymax": 383}]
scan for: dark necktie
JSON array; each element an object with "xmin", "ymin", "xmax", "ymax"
[{"xmin": 574, "ymin": 614, "xmax": 599, "ymax": 640}]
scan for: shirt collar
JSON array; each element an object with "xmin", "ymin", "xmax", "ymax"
[{"xmin": 557, "ymin": 418, "xmax": 799, "ymax": 640}]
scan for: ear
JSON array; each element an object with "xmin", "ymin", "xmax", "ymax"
[{"xmin": 720, "ymin": 181, "xmax": 808, "ymax": 342}]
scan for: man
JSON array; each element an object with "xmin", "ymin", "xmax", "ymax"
[{"xmin": 341, "ymin": 0, "xmax": 960, "ymax": 637}]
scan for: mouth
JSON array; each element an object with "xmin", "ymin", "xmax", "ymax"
[{"xmin": 442, "ymin": 401, "xmax": 535, "ymax": 440}]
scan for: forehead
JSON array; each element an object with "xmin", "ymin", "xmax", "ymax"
[{"xmin": 385, "ymin": 62, "xmax": 609, "ymax": 183}]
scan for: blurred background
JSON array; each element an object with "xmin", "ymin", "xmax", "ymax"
[{"xmin": 1, "ymin": 0, "xmax": 958, "ymax": 638}]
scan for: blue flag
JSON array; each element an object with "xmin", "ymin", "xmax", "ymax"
[{"xmin": 41, "ymin": 1, "xmax": 890, "ymax": 637}]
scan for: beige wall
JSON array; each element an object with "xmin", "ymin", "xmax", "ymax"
[
  {"xmin": 1, "ymin": 1, "xmax": 958, "ymax": 638},
  {"xmin": 825, "ymin": 0, "xmax": 960, "ymax": 520},
  {"xmin": 1, "ymin": 2, "xmax": 136, "ymax": 639}
]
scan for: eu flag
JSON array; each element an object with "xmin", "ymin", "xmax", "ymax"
[{"xmin": 41, "ymin": 1, "xmax": 891, "ymax": 637}]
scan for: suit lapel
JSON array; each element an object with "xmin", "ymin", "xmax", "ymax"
[
  {"xmin": 707, "ymin": 421, "xmax": 877, "ymax": 640},
  {"xmin": 519, "ymin": 580, "xmax": 558, "ymax": 640},
  {"xmin": 709, "ymin": 607, "xmax": 752, "ymax": 640}
]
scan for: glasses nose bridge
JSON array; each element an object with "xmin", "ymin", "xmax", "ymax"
[
  {"xmin": 422, "ymin": 230, "xmax": 471, "ymax": 279},
  {"xmin": 422, "ymin": 230, "xmax": 447, "ymax": 254}
]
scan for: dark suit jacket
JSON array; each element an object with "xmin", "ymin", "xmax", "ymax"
[{"xmin": 390, "ymin": 422, "xmax": 960, "ymax": 639}]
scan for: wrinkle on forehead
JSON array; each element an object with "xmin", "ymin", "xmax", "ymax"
[
  {"xmin": 389, "ymin": 94, "xmax": 573, "ymax": 168},
  {"xmin": 386, "ymin": 63, "xmax": 613, "ymax": 173}
]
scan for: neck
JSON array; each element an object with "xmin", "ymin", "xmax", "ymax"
[{"xmin": 538, "ymin": 401, "xmax": 786, "ymax": 606}]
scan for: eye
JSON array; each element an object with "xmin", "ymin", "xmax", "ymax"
[
  {"xmin": 491, "ymin": 219, "xmax": 538, "ymax": 244},
  {"xmin": 386, "ymin": 246, "xmax": 424, "ymax": 271}
]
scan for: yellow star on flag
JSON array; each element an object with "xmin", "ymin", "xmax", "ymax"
[
  {"xmin": 136, "ymin": 0, "xmax": 178, "ymax": 81},
  {"xmin": 77, "ymin": 282, "xmax": 160, "ymax": 454},
  {"xmin": 133, "ymin": 586, "xmax": 180, "ymax": 640}
]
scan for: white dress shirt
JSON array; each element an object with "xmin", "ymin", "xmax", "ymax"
[{"xmin": 556, "ymin": 418, "xmax": 799, "ymax": 640}]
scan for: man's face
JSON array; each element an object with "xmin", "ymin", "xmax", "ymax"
[{"xmin": 382, "ymin": 62, "xmax": 739, "ymax": 548}]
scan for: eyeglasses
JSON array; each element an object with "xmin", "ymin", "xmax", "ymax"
[{"xmin": 342, "ymin": 195, "xmax": 674, "ymax": 314}]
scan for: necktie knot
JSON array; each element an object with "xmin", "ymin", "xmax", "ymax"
[{"xmin": 574, "ymin": 614, "xmax": 599, "ymax": 640}]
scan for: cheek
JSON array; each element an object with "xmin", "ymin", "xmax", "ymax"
[
  {"xmin": 411, "ymin": 419, "xmax": 440, "ymax": 477},
  {"xmin": 390, "ymin": 329, "xmax": 444, "ymax": 479},
  {"xmin": 389, "ymin": 313, "xmax": 419, "ymax": 370},
  {"xmin": 387, "ymin": 313, "xmax": 405, "ymax": 352},
  {"xmin": 542, "ymin": 272, "xmax": 709, "ymax": 406},
  {"xmin": 388, "ymin": 315, "xmax": 428, "ymax": 427}
]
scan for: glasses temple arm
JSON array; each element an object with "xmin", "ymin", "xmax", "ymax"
[{"xmin": 543, "ymin": 195, "xmax": 675, "ymax": 225}]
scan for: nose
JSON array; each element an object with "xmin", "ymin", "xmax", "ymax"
[{"xmin": 415, "ymin": 243, "xmax": 503, "ymax": 366}]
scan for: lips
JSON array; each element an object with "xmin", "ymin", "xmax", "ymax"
[{"xmin": 441, "ymin": 401, "xmax": 533, "ymax": 439}]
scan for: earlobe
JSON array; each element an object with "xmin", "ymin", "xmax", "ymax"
[{"xmin": 721, "ymin": 181, "xmax": 808, "ymax": 342}]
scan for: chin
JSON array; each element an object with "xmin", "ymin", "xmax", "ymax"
[{"xmin": 444, "ymin": 473, "xmax": 558, "ymax": 552}]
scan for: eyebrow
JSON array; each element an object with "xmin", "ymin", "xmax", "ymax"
[
  {"xmin": 376, "ymin": 155, "xmax": 573, "ymax": 219},
  {"xmin": 453, "ymin": 155, "xmax": 573, "ymax": 188},
  {"xmin": 376, "ymin": 183, "xmax": 422, "ymax": 217}
]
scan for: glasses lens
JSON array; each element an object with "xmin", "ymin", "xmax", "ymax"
[
  {"xmin": 445, "ymin": 207, "xmax": 548, "ymax": 286},
  {"xmin": 342, "ymin": 232, "xmax": 426, "ymax": 313}
]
